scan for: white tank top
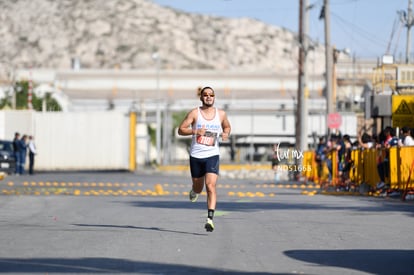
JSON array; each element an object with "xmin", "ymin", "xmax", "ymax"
[{"xmin": 190, "ymin": 107, "xmax": 222, "ymax": 158}]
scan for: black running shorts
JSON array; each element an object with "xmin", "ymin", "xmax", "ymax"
[{"xmin": 189, "ymin": 155, "xmax": 220, "ymax": 178}]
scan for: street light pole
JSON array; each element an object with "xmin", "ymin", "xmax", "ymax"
[
  {"xmin": 404, "ymin": 0, "xmax": 414, "ymax": 63},
  {"xmin": 297, "ymin": 0, "xmax": 309, "ymax": 152},
  {"xmin": 152, "ymin": 53, "xmax": 161, "ymax": 165},
  {"xmin": 323, "ymin": 0, "xmax": 334, "ymax": 132}
]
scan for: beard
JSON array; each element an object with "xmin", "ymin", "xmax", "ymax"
[{"xmin": 202, "ymin": 98, "xmax": 214, "ymax": 107}]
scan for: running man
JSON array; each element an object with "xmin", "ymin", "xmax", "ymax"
[{"xmin": 178, "ymin": 86, "xmax": 231, "ymax": 232}]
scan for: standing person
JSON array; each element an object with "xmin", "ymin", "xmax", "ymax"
[
  {"xmin": 341, "ymin": 134, "xmax": 353, "ymax": 187},
  {"xmin": 377, "ymin": 126, "xmax": 398, "ymax": 189},
  {"xmin": 12, "ymin": 132, "xmax": 21, "ymax": 175},
  {"xmin": 398, "ymin": 126, "xmax": 414, "ymax": 146},
  {"xmin": 178, "ymin": 86, "xmax": 231, "ymax": 232},
  {"xmin": 28, "ymin": 135, "xmax": 37, "ymax": 175},
  {"xmin": 18, "ymin": 135, "xmax": 28, "ymax": 175},
  {"xmin": 358, "ymin": 132, "xmax": 374, "ymax": 149}
]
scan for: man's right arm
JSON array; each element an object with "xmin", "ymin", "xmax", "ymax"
[{"xmin": 178, "ymin": 109, "xmax": 196, "ymax": 136}]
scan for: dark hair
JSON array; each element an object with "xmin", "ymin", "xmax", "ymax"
[
  {"xmin": 361, "ymin": 133, "xmax": 371, "ymax": 143},
  {"xmin": 383, "ymin": 126, "xmax": 394, "ymax": 136},
  {"xmin": 200, "ymin": 86, "xmax": 215, "ymax": 96},
  {"xmin": 402, "ymin": 126, "xmax": 411, "ymax": 134}
]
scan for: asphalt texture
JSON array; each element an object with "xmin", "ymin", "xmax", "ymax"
[{"xmin": 0, "ymin": 170, "xmax": 413, "ymax": 275}]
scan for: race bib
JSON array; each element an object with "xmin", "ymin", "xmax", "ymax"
[{"xmin": 196, "ymin": 131, "xmax": 218, "ymax": 146}]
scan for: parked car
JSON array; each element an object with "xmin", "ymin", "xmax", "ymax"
[{"xmin": 0, "ymin": 140, "xmax": 16, "ymax": 174}]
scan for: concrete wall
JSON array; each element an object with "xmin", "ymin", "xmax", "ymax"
[
  {"xmin": 1, "ymin": 109, "xmax": 358, "ymax": 170},
  {"xmin": 2, "ymin": 111, "xmax": 130, "ymax": 171}
]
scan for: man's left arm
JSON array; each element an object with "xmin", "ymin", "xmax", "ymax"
[{"xmin": 220, "ymin": 110, "xmax": 231, "ymax": 142}]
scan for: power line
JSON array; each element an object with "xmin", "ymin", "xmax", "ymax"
[{"xmin": 330, "ymin": 11, "xmax": 389, "ymax": 55}]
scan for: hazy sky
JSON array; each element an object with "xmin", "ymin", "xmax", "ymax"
[{"xmin": 152, "ymin": 0, "xmax": 412, "ymax": 60}]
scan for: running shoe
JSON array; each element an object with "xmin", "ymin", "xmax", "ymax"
[
  {"xmin": 205, "ymin": 218, "xmax": 214, "ymax": 232},
  {"xmin": 376, "ymin": 181, "xmax": 385, "ymax": 189},
  {"xmin": 189, "ymin": 189, "xmax": 198, "ymax": 202}
]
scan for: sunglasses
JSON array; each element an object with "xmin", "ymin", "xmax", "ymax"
[{"xmin": 202, "ymin": 94, "xmax": 215, "ymax": 97}]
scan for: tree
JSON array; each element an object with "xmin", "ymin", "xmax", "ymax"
[{"xmin": 0, "ymin": 80, "xmax": 62, "ymax": 111}]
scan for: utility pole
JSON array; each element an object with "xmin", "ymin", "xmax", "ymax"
[
  {"xmin": 323, "ymin": 0, "xmax": 334, "ymax": 131},
  {"xmin": 297, "ymin": 0, "xmax": 309, "ymax": 152},
  {"xmin": 401, "ymin": 0, "xmax": 414, "ymax": 63},
  {"xmin": 152, "ymin": 52, "xmax": 162, "ymax": 165}
]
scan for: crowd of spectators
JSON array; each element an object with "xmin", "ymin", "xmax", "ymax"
[{"xmin": 314, "ymin": 125, "xmax": 414, "ymax": 191}]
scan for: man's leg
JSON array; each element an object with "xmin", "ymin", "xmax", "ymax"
[
  {"xmin": 204, "ymin": 172, "xmax": 218, "ymax": 232},
  {"xmin": 326, "ymin": 159, "xmax": 332, "ymax": 181},
  {"xmin": 191, "ymin": 177, "xmax": 204, "ymax": 193},
  {"xmin": 189, "ymin": 156, "xmax": 205, "ymax": 202},
  {"xmin": 205, "ymin": 172, "xmax": 218, "ymax": 210},
  {"xmin": 188, "ymin": 177, "xmax": 203, "ymax": 202},
  {"xmin": 14, "ymin": 154, "xmax": 20, "ymax": 174},
  {"xmin": 29, "ymin": 154, "xmax": 33, "ymax": 174}
]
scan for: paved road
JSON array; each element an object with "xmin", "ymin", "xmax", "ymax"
[{"xmin": 0, "ymin": 171, "xmax": 413, "ymax": 275}]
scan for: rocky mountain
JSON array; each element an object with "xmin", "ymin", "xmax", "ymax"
[{"xmin": 0, "ymin": 0, "xmax": 326, "ymax": 73}]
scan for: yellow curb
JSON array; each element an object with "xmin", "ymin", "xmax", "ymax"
[
  {"xmin": 157, "ymin": 164, "xmax": 271, "ymax": 172},
  {"xmin": 154, "ymin": 183, "xmax": 164, "ymax": 195}
]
